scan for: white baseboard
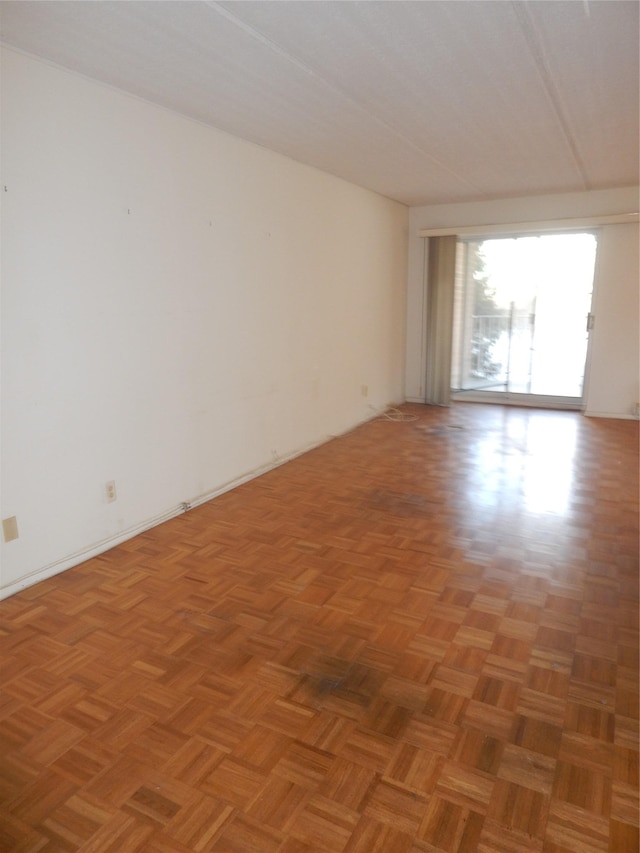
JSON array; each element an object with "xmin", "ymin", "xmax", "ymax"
[{"xmin": 584, "ymin": 410, "xmax": 638, "ymax": 420}]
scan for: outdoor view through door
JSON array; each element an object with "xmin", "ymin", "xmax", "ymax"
[{"xmin": 451, "ymin": 232, "xmax": 598, "ymax": 407}]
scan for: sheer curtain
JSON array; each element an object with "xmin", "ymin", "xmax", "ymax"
[{"xmin": 425, "ymin": 235, "xmax": 457, "ymax": 405}]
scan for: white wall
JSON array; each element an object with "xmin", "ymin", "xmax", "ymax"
[
  {"xmin": 584, "ymin": 222, "xmax": 639, "ymax": 417},
  {"xmin": 406, "ymin": 188, "xmax": 639, "ymax": 416},
  {"xmin": 0, "ymin": 48, "xmax": 408, "ymax": 597}
]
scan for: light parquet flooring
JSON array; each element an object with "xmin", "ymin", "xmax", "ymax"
[{"xmin": 0, "ymin": 403, "xmax": 638, "ymax": 852}]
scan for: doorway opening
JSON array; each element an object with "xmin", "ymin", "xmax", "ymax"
[{"xmin": 451, "ymin": 232, "xmax": 598, "ymax": 408}]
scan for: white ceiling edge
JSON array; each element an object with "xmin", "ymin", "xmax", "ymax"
[
  {"xmin": 0, "ymin": 0, "xmax": 637, "ymax": 207},
  {"xmin": 411, "ymin": 185, "xmax": 640, "ymax": 225},
  {"xmin": 419, "ymin": 212, "xmax": 640, "ymax": 238},
  {"xmin": 1, "ymin": 40, "xmax": 396, "ymax": 205}
]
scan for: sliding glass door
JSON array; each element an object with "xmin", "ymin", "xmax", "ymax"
[{"xmin": 451, "ymin": 232, "xmax": 597, "ymax": 407}]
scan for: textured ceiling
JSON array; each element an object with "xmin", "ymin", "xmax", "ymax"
[{"xmin": 1, "ymin": 0, "xmax": 638, "ymax": 206}]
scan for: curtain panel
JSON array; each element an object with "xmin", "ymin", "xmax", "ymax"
[{"xmin": 425, "ymin": 234, "xmax": 457, "ymax": 405}]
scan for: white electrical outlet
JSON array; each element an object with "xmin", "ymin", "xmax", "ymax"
[{"xmin": 105, "ymin": 481, "xmax": 117, "ymax": 502}]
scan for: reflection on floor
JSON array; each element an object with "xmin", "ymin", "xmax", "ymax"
[{"xmin": 0, "ymin": 403, "xmax": 637, "ymax": 851}]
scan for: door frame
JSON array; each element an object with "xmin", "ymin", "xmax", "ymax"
[{"xmin": 450, "ymin": 229, "xmax": 599, "ymax": 411}]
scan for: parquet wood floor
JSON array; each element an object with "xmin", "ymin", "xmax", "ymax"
[{"xmin": 1, "ymin": 403, "xmax": 638, "ymax": 852}]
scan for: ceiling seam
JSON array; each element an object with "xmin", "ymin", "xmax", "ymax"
[
  {"xmin": 512, "ymin": 1, "xmax": 590, "ymax": 191},
  {"xmin": 206, "ymin": 0, "xmax": 487, "ymax": 198}
]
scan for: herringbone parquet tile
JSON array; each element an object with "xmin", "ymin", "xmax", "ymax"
[{"xmin": 0, "ymin": 403, "xmax": 638, "ymax": 851}]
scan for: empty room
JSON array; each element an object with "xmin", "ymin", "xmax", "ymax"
[{"xmin": 0, "ymin": 2, "xmax": 638, "ymax": 851}]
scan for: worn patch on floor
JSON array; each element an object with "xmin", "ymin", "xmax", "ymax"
[
  {"xmin": 365, "ymin": 489, "xmax": 438, "ymax": 517},
  {"xmin": 293, "ymin": 655, "xmax": 386, "ymax": 715}
]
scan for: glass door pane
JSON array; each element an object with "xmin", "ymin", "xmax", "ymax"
[{"xmin": 453, "ymin": 233, "xmax": 597, "ymax": 404}]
